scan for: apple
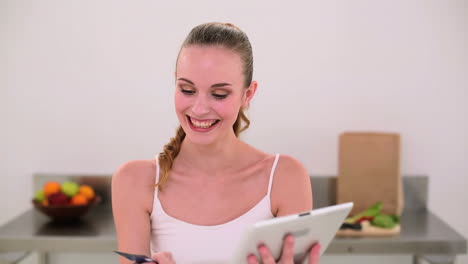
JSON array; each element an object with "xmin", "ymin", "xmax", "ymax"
[
  {"xmin": 48, "ymin": 192, "xmax": 69, "ymax": 205},
  {"xmin": 61, "ymin": 181, "xmax": 79, "ymax": 197},
  {"xmin": 34, "ymin": 190, "xmax": 45, "ymax": 202}
]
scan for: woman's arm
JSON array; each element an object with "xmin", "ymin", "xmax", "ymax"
[{"xmin": 112, "ymin": 160, "xmax": 156, "ymax": 264}]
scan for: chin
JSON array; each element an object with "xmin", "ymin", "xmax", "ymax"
[
  {"xmin": 182, "ymin": 126, "xmax": 232, "ymax": 147},
  {"xmin": 183, "ymin": 132, "xmax": 221, "ymax": 146}
]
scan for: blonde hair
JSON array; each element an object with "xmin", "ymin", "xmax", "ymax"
[{"xmin": 157, "ymin": 22, "xmax": 253, "ymax": 190}]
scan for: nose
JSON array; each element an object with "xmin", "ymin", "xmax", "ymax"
[{"xmin": 191, "ymin": 95, "xmax": 210, "ymax": 116}]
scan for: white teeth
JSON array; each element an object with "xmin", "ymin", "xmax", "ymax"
[{"xmin": 190, "ymin": 118, "xmax": 216, "ymax": 128}]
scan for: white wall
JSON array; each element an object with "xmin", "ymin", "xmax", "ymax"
[{"xmin": 2, "ymin": 0, "xmax": 467, "ymax": 262}]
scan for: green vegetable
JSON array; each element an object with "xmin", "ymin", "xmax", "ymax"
[
  {"xmin": 345, "ymin": 202, "xmax": 382, "ymax": 223},
  {"xmin": 371, "ymin": 214, "xmax": 399, "ymax": 229}
]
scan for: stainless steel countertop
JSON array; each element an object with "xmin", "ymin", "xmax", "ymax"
[
  {"xmin": 0, "ymin": 206, "xmax": 466, "ymax": 256},
  {"xmin": 0, "ymin": 206, "xmax": 116, "ymax": 253},
  {"xmin": 329, "ymin": 210, "xmax": 466, "ymax": 255}
]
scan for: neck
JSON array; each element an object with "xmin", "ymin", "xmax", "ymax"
[{"xmin": 176, "ymin": 134, "xmax": 245, "ymax": 174}]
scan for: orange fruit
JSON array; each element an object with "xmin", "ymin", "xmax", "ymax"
[
  {"xmin": 71, "ymin": 194, "xmax": 88, "ymax": 206},
  {"xmin": 78, "ymin": 185, "xmax": 95, "ymax": 200},
  {"xmin": 43, "ymin": 181, "xmax": 61, "ymax": 197}
]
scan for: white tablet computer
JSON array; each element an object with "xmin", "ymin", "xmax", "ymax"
[{"xmin": 230, "ymin": 202, "xmax": 353, "ymax": 263}]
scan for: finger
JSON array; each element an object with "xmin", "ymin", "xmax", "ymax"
[
  {"xmin": 258, "ymin": 244, "xmax": 276, "ymax": 264},
  {"xmin": 279, "ymin": 235, "xmax": 295, "ymax": 263},
  {"xmin": 247, "ymin": 254, "xmax": 259, "ymax": 264},
  {"xmin": 163, "ymin": 252, "xmax": 174, "ymax": 262},
  {"xmin": 152, "ymin": 251, "xmax": 174, "ymax": 264},
  {"xmin": 307, "ymin": 243, "xmax": 321, "ymax": 264}
]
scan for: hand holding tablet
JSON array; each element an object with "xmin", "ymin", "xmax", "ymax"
[{"xmin": 231, "ymin": 202, "xmax": 353, "ymax": 264}]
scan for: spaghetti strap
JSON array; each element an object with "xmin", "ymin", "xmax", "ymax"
[{"xmin": 267, "ymin": 154, "xmax": 280, "ymax": 196}]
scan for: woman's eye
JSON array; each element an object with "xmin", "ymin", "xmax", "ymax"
[
  {"xmin": 212, "ymin": 93, "xmax": 228, "ymax": 100},
  {"xmin": 181, "ymin": 89, "xmax": 195, "ymax": 95}
]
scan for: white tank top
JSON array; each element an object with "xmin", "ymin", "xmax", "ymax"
[{"xmin": 150, "ymin": 154, "xmax": 280, "ymax": 264}]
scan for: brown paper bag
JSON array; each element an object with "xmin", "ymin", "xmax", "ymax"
[{"xmin": 337, "ymin": 132, "xmax": 404, "ymax": 216}]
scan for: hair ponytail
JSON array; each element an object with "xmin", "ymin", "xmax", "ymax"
[
  {"xmin": 156, "ymin": 126, "xmax": 185, "ymax": 190},
  {"xmin": 234, "ymin": 108, "xmax": 250, "ymax": 136}
]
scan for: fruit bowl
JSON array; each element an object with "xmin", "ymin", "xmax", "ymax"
[{"xmin": 32, "ymin": 195, "xmax": 101, "ymax": 222}]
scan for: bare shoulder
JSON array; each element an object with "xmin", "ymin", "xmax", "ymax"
[
  {"xmin": 112, "ymin": 159, "xmax": 156, "ymax": 213},
  {"xmin": 113, "ymin": 159, "xmax": 156, "ymax": 184},
  {"xmin": 275, "ymin": 154, "xmax": 308, "ymax": 174},
  {"xmin": 271, "ymin": 154, "xmax": 313, "ymax": 217}
]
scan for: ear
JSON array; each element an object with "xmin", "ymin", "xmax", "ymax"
[{"xmin": 242, "ymin": 81, "xmax": 258, "ymax": 109}]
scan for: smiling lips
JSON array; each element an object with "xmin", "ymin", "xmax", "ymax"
[{"xmin": 187, "ymin": 116, "xmax": 220, "ymax": 130}]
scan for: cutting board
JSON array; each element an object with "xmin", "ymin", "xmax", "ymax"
[{"xmin": 336, "ymin": 221, "xmax": 401, "ymax": 237}]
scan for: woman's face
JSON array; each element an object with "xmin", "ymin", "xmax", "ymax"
[{"xmin": 175, "ymin": 45, "xmax": 256, "ymax": 146}]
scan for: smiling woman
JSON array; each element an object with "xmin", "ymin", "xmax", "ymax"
[
  {"xmin": 111, "ymin": 22, "xmax": 319, "ymax": 264},
  {"xmin": 173, "ymin": 45, "xmax": 252, "ymax": 147}
]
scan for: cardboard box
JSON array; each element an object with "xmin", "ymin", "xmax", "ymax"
[{"xmin": 337, "ymin": 132, "xmax": 404, "ymax": 216}]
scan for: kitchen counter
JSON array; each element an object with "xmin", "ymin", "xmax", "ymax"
[
  {"xmin": 0, "ymin": 206, "xmax": 465, "ymax": 262},
  {"xmin": 0, "ymin": 206, "xmax": 116, "ymax": 253},
  {"xmin": 0, "ymin": 175, "xmax": 465, "ymax": 264}
]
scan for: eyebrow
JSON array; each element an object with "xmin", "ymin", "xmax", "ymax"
[{"xmin": 177, "ymin": 78, "xmax": 232, "ymax": 88}]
